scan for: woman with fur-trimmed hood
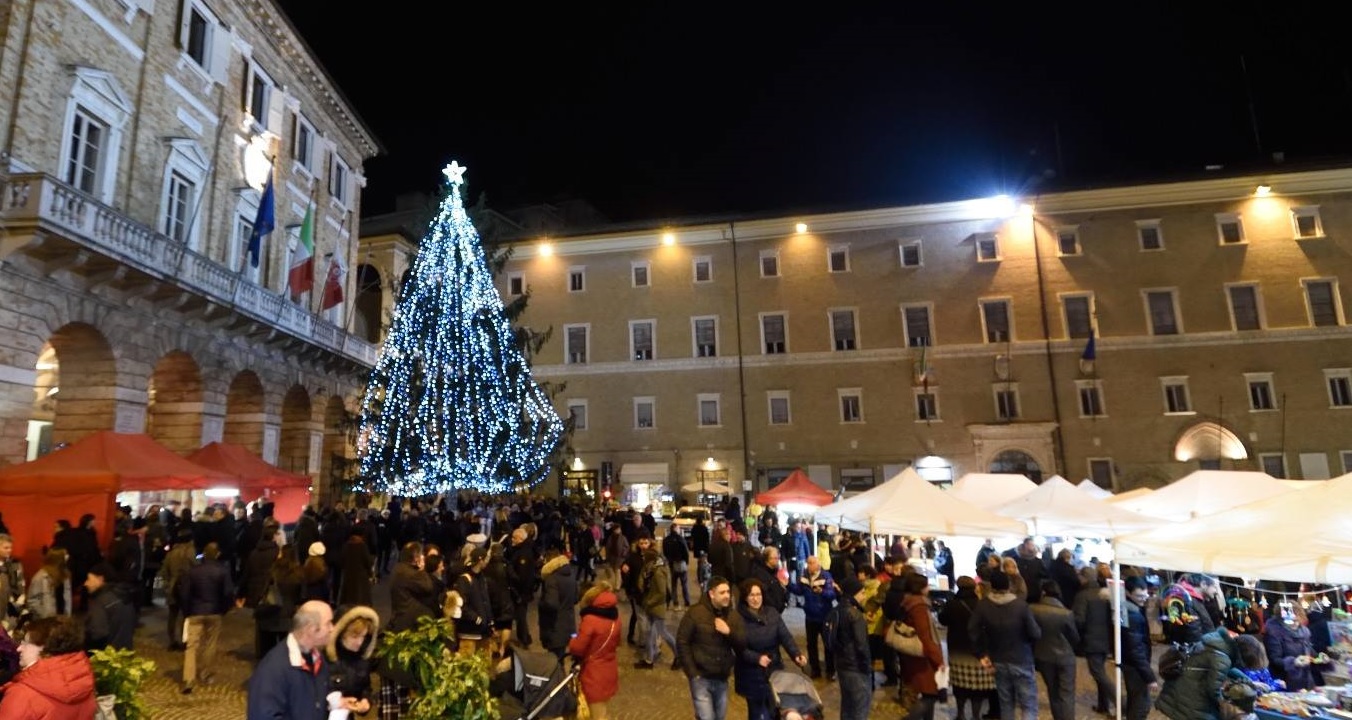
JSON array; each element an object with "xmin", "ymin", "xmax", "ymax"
[
  {"xmin": 327, "ymin": 604, "xmax": 380, "ymax": 715},
  {"xmin": 568, "ymin": 582, "xmax": 621, "ymax": 719}
]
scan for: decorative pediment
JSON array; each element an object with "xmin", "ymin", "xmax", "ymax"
[
  {"xmin": 165, "ymin": 137, "xmax": 210, "ymax": 173},
  {"xmin": 69, "ymin": 66, "xmax": 133, "ymax": 119}
]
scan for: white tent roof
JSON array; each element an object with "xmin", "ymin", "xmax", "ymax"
[
  {"xmin": 814, "ymin": 467, "xmax": 1028, "ymax": 538},
  {"xmin": 681, "ymin": 480, "xmax": 731, "ymax": 495},
  {"xmin": 992, "ymin": 475, "xmax": 1166, "ymax": 538},
  {"xmin": 948, "ymin": 472, "xmax": 1038, "ymax": 509},
  {"xmin": 1110, "ymin": 469, "xmax": 1290, "ymax": 521},
  {"xmin": 1114, "ymin": 473, "xmax": 1352, "ymax": 584},
  {"xmin": 1076, "ymin": 478, "xmax": 1114, "ymax": 499},
  {"xmin": 1107, "ymin": 487, "xmax": 1153, "ymax": 504}
]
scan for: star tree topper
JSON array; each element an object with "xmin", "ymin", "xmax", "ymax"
[{"xmin": 443, "ymin": 161, "xmax": 467, "ymax": 186}]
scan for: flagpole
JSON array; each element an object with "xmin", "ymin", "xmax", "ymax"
[
  {"xmin": 322, "ymin": 209, "xmax": 351, "ymax": 318},
  {"xmin": 230, "ymin": 155, "xmax": 277, "ymax": 305}
]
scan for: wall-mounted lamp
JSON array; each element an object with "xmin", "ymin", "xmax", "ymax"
[
  {"xmin": 1255, "ymin": 185, "xmax": 1272, "ymax": 197},
  {"xmin": 795, "ymin": 223, "xmax": 808, "ymax": 234}
]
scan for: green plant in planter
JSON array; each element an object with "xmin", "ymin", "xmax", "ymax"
[
  {"xmin": 90, "ymin": 647, "xmax": 156, "ymax": 720},
  {"xmin": 377, "ymin": 616, "xmax": 500, "ymax": 720}
]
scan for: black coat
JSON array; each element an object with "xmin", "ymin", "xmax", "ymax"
[
  {"xmin": 734, "ymin": 604, "xmax": 799, "ymax": 700},
  {"xmin": 179, "ymin": 558, "xmax": 234, "ymax": 617},
  {"xmin": 748, "ymin": 562, "xmax": 787, "ymax": 614},
  {"xmin": 537, "ymin": 557, "xmax": 579, "ymax": 651},
  {"xmin": 388, "ymin": 562, "xmax": 438, "ymax": 633},
  {"xmin": 338, "ymin": 538, "xmax": 374, "ymax": 607},
  {"xmin": 86, "ymin": 584, "xmax": 135, "ymax": 651},
  {"xmin": 677, "ymin": 595, "xmax": 747, "ymax": 679}
]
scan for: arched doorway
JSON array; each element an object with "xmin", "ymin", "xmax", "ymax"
[
  {"xmin": 224, "ymin": 371, "xmax": 266, "ymax": 453},
  {"xmin": 989, "ymin": 449, "xmax": 1043, "ymax": 483},
  {"xmin": 33, "ymin": 322, "xmax": 118, "ymax": 454},
  {"xmin": 279, "ymin": 385, "xmax": 315, "ymax": 477},
  {"xmin": 1173, "ymin": 421, "xmax": 1248, "ymax": 470},
  {"xmin": 146, "ymin": 351, "xmax": 203, "ymax": 453}
]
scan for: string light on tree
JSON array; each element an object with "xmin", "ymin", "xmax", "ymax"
[{"xmin": 357, "ymin": 160, "xmax": 563, "ymax": 495}]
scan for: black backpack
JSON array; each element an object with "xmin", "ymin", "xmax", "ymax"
[{"xmin": 824, "ymin": 603, "xmax": 845, "ymax": 652}]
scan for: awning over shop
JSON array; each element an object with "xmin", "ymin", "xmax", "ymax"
[{"xmin": 620, "ymin": 462, "xmax": 669, "ymax": 486}]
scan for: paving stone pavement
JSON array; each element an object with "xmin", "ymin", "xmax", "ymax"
[{"xmin": 133, "ymin": 570, "xmax": 1173, "ymax": 719}]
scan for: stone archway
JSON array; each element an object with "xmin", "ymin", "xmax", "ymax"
[
  {"xmin": 1173, "ymin": 421, "xmax": 1248, "ymax": 467},
  {"xmin": 988, "ymin": 449, "xmax": 1043, "ymax": 483},
  {"xmin": 224, "ymin": 371, "xmax": 266, "ymax": 453},
  {"xmin": 38, "ymin": 322, "xmax": 119, "ymax": 449},
  {"xmin": 279, "ymin": 385, "xmax": 316, "ymax": 478},
  {"xmin": 146, "ymin": 351, "xmax": 203, "ymax": 453},
  {"xmin": 969, "ymin": 422, "xmax": 1058, "ymax": 483}
]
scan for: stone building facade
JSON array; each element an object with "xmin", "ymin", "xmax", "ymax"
[
  {"xmin": 495, "ymin": 167, "xmax": 1352, "ymax": 502},
  {"xmin": 0, "ymin": 0, "xmax": 380, "ymax": 505}
]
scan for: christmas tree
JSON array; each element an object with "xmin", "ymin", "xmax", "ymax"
[{"xmin": 358, "ymin": 161, "xmax": 563, "ymax": 495}]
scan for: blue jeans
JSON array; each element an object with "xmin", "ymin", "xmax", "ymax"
[
  {"xmin": 838, "ymin": 670, "xmax": 873, "ymax": 720},
  {"xmin": 995, "ymin": 663, "xmax": 1039, "ymax": 720},
  {"xmin": 690, "ymin": 676, "xmax": 729, "ymax": 720},
  {"xmin": 645, "ymin": 615, "xmax": 677, "ymax": 664}
]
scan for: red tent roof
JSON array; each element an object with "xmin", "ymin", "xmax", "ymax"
[
  {"xmin": 756, "ymin": 468, "xmax": 835, "ymax": 507},
  {"xmin": 187, "ymin": 442, "xmax": 312, "ymax": 492},
  {"xmin": 0, "ymin": 430, "xmax": 235, "ymax": 493}
]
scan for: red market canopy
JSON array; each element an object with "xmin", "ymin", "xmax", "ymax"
[
  {"xmin": 756, "ymin": 468, "xmax": 835, "ymax": 508},
  {"xmin": 187, "ymin": 442, "xmax": 312, "ymax": 492},
  {"xmin": 0, "ymin": 430, "xmax": 235, "ymax": 494}
]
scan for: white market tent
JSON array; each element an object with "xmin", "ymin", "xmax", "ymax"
[
  {"xmin": 814, "ymin": 467, "xmax": 1028, "ymax": 538},
  {"xmin": 1114, "ymin": 472, "xmax": 1352, "ymax": 584},
  {"xmin": 1106, "ymin": 487, "xmax": 1153, "ymax": 504},
  {"xmin": 948, "ymin": 472, "xmax": 1039, "ymax": 509},
  {"xmin": 681, "ymin": 480, "xmax": 731, "ymax": 495},
  {"xmin": 1109, "ymin": 469, "xmax": 1290, "ymax": 521},
  {"xmin": 992, "ymin": 475, "xmax": 1166, "ymax": 538},
  {"xmin": 1076, "ymin": 478, "xmax": 1114, "ymax": 499}
]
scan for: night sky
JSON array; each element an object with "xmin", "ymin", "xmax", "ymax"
[{"xmin": 276, "ymin": 2, "xmax": 1352, "ymax": 223}]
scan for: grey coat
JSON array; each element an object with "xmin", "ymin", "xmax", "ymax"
[{"xmin": 1031, "ymin": 597, "xmax": 1080, "ymax": 664}]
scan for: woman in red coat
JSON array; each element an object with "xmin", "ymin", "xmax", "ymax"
[
  {"xmin": 0, "ymin": 615, "xmax": 98, "ymax": 719},
  {"xmin": 898, "ymin": 572, "xmax": 947, "ymax": 720},
  {"xmin": 568, "ymin": 582, "xmax": 621, "ymax": 720}
]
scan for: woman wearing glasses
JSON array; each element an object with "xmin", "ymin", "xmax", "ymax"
[{"xmin": 0, "ymin": 615, "xmax": 97, "ymax": 718}]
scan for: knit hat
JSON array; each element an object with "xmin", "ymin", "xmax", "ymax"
[
  {"xmin": 309, "ymin": 541, "xmax": 326, "ymax": 558},
  {"xmin": 838, "ymin": 575, "xmax": 864, "ymax": 600}
]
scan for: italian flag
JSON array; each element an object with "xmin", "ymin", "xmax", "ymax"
[{"xmin": 288, "ymin": 202, "xmax": 315, "ymax": 299}]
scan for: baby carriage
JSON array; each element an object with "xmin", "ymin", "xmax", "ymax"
[
  {"xmin": 769, "ymin": 668, "xmax": 825, "ymax": 720},
  {"xmin": 490, "ymin": 649, "xmax": 580, "ymax": 720}
]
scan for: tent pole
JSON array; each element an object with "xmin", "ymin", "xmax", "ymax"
[{"xmin": 1112, "ymin": 553, "xmax": 1123, "ymax": 720}]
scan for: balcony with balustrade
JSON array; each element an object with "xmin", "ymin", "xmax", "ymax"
[{"xmin": 0, "ymin": 173, "xmax": 378, "ymax": 369}]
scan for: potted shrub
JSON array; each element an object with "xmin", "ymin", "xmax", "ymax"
[
  {"xmin": 90, "ymin": 647, "xmax": 156, "ymax": 720},
  {"xmin": 377, "ymin": 616, "xmax": 499, "ymax": 720}
]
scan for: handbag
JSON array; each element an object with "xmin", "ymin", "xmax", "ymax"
[{"xmin": 885, "ymin": 618, "xmax": 925, "ymax": 657}]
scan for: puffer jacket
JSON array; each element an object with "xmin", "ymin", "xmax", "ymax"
[
  {"xmin": 677, "ymin": 593, "xmax": 747, "ymax": 679},
  {"xmin": 0, "ymin": 651, "xmax": 97, "ymax": 719},
  {"xmin": 1156, "ymin": 628, "xmax": 1240, "ymax": 720},
  {"xmin": 568, "ymin": 588, "xmax": 621, "ymax": 703}
]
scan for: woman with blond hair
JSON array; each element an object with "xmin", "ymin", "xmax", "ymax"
[{"xmin": 25, "ymin": 549, "xmax": 71, "ymax": 619}]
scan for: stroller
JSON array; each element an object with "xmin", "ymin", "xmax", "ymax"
[
  {"xmin": 491, "ymin": 649, "xmax": 580, "ymax": 720},
  {"xmin": 769, "ymin": 668, "xmax": 825, "ymax": 720}
]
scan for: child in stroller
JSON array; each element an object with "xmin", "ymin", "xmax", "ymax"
[
  {"xmin": 769, "ymin": 668, "xmax": 825, "ymax": 720},
  {"xmin": 489, "ymin": 648, "xmax": 580, "ymax": 720}
]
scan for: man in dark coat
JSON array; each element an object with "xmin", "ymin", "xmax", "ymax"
[
  {"xmin": 747, "ymin": 547, "xmax": 788, "ymax": 614},
  {"xmin": 85, "ymin": 562, "xmax": 135, "ymax": 651},
  {"xmin": 1031, "ymin": 581, "xmax": 1081, "ymax": 720},
  {"xmin": 662, "ymin": 528, "xmax": 692, "ymax": 608},
  {"xmin": 1121, "ymin": 577, "xmax": 1159, "ymax": 720},
  {"xmin": 1003, "ymin": 537, "xmax": 1049, "ymax": 603},
  {"xmin": 676, "ymin": 576, "xmax": 747, "ymax": 719},
  {"xmin": 506, "ymin": 527, "xmax": 540, "ymax": 648},
  {"xmin": 537, "ymin": 547, "xmax": 578, "ymax": 658},
  {"xmin": 387, "ymin": 542, "xmax": 438, "ymax": 633},
  {"xmin": 1073, "ymin": 565, "xmax": 1116, "ymax": 715},
  {"xmin": 247, "ymin": 600, "xmax": 334, "ymax": 720},
  {"xmin": 969, "ymin": 569, "xmax": 1042, "ymax": 720},
  {"xmin": 179, "ymin": 542, "xmax": 234, "ymax": 693}
]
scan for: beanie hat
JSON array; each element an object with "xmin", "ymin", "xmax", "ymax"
[
  {"xmin": 308, "ymin": 541, "xmax": 326, "ymax": 558},
  {"xmin": 838, "ymin": 575, "xmax": 863, "ymax": 600}
]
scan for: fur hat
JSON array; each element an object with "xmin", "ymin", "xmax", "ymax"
[
  {"xmin": 308, "ymin": 541, "xmax": 326, "ymax": 558},
  {"xmin": 580, "ymin": 580, "xmax": 613, "ymax": 607}
]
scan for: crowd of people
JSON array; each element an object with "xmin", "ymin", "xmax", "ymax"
[{"xmin": 0, "ymin": 494, "xmax": 1342, "ymax": 720}]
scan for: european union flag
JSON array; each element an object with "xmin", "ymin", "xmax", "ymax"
[{"xmin": 247, "ymin": 176, "xmax": 275, "ymax": 269}]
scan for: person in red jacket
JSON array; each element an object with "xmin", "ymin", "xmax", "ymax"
[
  {"xmin": 0, "ymin": 615, "xmax": 97, "ymax": 719},
  {"xmin": 568, "ymin": 582, "xmax": 621, "ymax": 720}
]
